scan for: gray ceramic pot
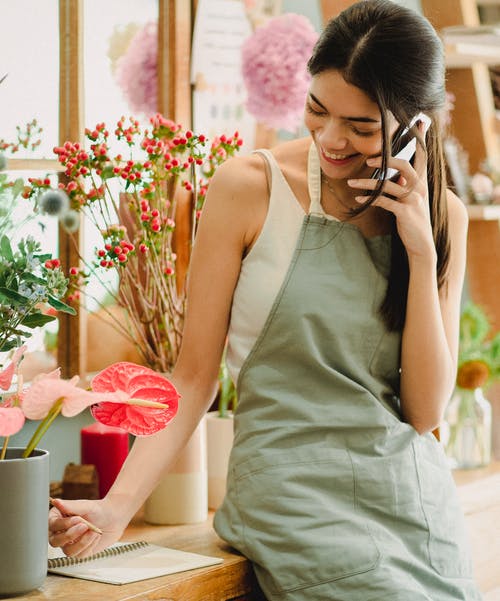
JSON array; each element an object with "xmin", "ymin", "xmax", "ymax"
[{"xmin": 0, "ymin": 448, "xmax": 49, "ymax": 596}]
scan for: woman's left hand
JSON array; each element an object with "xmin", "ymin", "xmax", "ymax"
[{"xmin": 347, "ymin": 123, "xmax": 436, "ymax": 262}]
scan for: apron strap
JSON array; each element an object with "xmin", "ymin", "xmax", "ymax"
[{"xmin": 307, "ymin": 144, "xmax": 339, "ymax": 221}]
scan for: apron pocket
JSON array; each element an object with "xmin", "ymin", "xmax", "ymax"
[
  {"xmin": 415, "ymin": 439, "xmax": 474, "ymax": 578},
  {"xmin": 233, "ymin": 447, "xmax": 380, "ymax": 595}
]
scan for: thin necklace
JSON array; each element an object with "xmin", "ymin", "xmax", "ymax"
[{"xmin": 321, "ymin": 174, "xmax": 357, "ymax": 212}]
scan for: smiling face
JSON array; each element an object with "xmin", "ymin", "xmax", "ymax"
[{"xmin": 304, "ymin": 69, "xmax": 399, "ymax": 181}]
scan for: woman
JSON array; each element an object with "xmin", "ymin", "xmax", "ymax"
[{"xmin": 49, "ymin": 1, "xmax": 483, "ymax": 599}]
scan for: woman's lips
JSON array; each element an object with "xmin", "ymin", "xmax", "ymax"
[{"xmin": 320, "ymin": 147, "xmax": 359, "ymax": 166}]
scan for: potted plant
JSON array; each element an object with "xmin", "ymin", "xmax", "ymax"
[
  {"xmin": 23, "ymin": 114, "xmax": 242, "ymax": 524},
  {"xmin": 0, "ymin": 347, "xmax": 179, "ymax": 596},
  {"xmin": 0, "ymin": 128, "xmax": 180, "ymax": 595},
  {"xmin": 206, "ymin": 354, "xmax": 237, "ymax": 510},
  {"xmin": 443, "ymin": 302, "xmax": 500, "ymax": 469}
]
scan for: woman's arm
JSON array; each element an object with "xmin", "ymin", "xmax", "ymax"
[
  {"xmin": 48, "ymin": 154, "xmax": 269, "ymax": 556},
  {"xmin": 349, "ymin": 129, "xmax": 469, "ymax": 434},
  {"xmin": 105, "ymin": 154, "xmax": 268, "ymax": 519},
  {"xmin": 399, "ymin": 190, "xmax": 468, "ymax": 434}
]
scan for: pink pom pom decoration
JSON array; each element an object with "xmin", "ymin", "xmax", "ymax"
[
  {"xmin": 115, "ymin": 22, "xmax": 158, "ymax": 116},
  {"xmin": 241, "ymin": 13, "xmax": 318, "ymax": 131}
]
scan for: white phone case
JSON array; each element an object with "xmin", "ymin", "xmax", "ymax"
[{"xmin": 382, "ymin": 112, "xmax": 431, "ymax": 180}]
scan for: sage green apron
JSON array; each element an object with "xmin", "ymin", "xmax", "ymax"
[{"xmin": 214, "ymin": 146, "xmax": 482, "ymax": 601}]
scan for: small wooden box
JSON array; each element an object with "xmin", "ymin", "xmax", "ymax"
[{"xmin": 62, "ymin": 463, "xmax": 99, "ymax": 500}]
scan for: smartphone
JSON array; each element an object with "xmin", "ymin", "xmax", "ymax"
[{"xmin": 372, "ymin": 112, "xmax": 431, "ymax": 181}]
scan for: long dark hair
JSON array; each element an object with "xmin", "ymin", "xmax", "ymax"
[{"xmin": 308, "ymin": 0, "xmax": 450, "ymax": 331}]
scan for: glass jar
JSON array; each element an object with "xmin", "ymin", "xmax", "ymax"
[{"xmin": 443, "ymin": 387, "xmax": 492, "ymax": 469}]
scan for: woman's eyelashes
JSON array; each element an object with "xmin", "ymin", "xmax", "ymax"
[
  {"xmin": 305, "ymin": 102, "xmax": 326, "ymax": 117},
  {"xmin": 306, "ymin": 104, "xmax": 379, "ymax": 138}
]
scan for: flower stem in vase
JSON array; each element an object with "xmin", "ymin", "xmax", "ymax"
[{"xmin": 22, "ymin": 398, "xmax": 64, "ymax": 458}]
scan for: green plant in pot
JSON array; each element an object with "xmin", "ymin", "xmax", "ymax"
[
  {"xmin": 206, "ymin": 354, "xmax": 237, "ymax": 510},
  {"xmin": 444, "ymin": 302, "xmax": 500, "ymax": 469}
]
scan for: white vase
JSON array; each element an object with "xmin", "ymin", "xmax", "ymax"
[
  {"xmin": 443, "ymin": 387, "xmax": 492, "ymax": 469},
  {"xmin": 206, "ymin": 410, "xmax": 234, "ymax": 510},
  {"xmin": 144, "ymin": 419, "xmax": 208, "ymax": 524}
]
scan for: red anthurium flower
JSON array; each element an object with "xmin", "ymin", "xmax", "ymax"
[
  {"xmin": 0, "ymin": 345, "xmax": 27, "ymax": 390},
  {"xmin": 0, "ymin": 406, "xmax": 25, "ymax": 437},
  {"xmin": 90, "ymin": 362, "xmax": 179, "ymax": 436}
]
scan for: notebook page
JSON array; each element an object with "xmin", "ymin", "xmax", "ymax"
[{"xmin": 48, "ymin": 542, "xmax": 223, "ymax": 585}]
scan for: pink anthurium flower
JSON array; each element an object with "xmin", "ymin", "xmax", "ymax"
[
  {"xmin": 22, "ymin": 373, "xmax": 131, "ymax": 420},
  {"xmin": 0, "ymin": 406, "xmax": 25, "ymax": 437},
  {"xmin": 0, "ymin": 345, "xmax": 27, "ymax": 390},
  {"xmin": 90, "ymin": 362, "xmax": 179, "ymax": 436}
]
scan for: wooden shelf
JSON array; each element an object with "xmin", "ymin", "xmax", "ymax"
[
  {"xmin": 444, "ymin": 25, "xmax": 500, "ymax": 68},
  {"xmin": 466, "ymin": 204, "xmax": 500, "ymax": 220},
  {"xmin": 446, "ymin": 48, "xmax": 500, "ymax": 68},
  {"xmin": 6, "ymin": 158, "xmax": 63, "ymax": 172}
]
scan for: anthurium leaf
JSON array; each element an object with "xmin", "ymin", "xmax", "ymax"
[
  {"xmin": 35, "ymin": 253, "xmax": 52, "ymax": 263},
  {"xmin": 0, "ymin": 339, "xmax": 19, "ymax": 352},
  {"xmin": 22, "ymin": 273, "xmax": 46, "ymax": 285},
  {"xmin": 20, "ymin": 313, "xmax": 56, "ymax": 327},
  {"xmin": 0, "ymin": 236, "xmax": 13, "ymax": 262},
  {"xmin": 47, "ymin": 295, "xmax": 76, "ymax": 315},
  {"xmin": 0, "ymin": 286, "xmax": 30, "ymax": 303}
]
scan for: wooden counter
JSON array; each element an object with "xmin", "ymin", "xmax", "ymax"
[
  {"xmin": 5, "ymin": 513, "xmax": 262, "ymax": 601},
  {"xmin": 454, "ymin": 461, "xmax": 500, "ymax": 601},
  {"xmin": 6, "ymin": 464, "xmax": 500, "ymax": 600}
]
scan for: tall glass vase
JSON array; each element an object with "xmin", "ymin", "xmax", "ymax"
[{"xmin": 444, "ymin": 387, "xmax": 492, "ymax": 469}]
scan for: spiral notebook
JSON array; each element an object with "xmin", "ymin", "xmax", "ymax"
[{"xmin": 47, "ymin": 540, "xmax": 223, "ymax": 585}]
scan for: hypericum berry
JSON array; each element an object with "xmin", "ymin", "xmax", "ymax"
[
  {"xmin": 69, "ymin": 267, "xmax": 79, "ymax": 276},
  {"xmin": 117, "ymin": 254, "xmax": 127, "ymax": 262},
  {"xmin": 105, "ymin": 243, "xmax": 112, "ymax": 251},
  {"xmin": 97, "ymin": 249, "xmax": 106, "ymax": 257},
  {"xmin": 139, "ymin": 243, "xmax": 148, "ymax": 254},
  {"xmin": 151, "ymin": 222, "xmax": 160, "ymax": 232},
  {"xmin": 100, "ymin": 259, "xmax": 107, "ymax": 267},
  {"xmin": 151, "ymin": 209, "xmax": 159, "ymax": 217},
  {"xmin": 198, "ymin": 134, "xmax": 206, "ymax": 143}
]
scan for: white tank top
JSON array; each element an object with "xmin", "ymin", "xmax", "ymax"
[{"xmin": 226, "ymin": 144, "xmax": 338, "ymax": 383}]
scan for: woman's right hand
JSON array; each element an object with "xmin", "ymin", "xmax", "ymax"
[{"xmin": 48, "ymin": 496, "xmax": 128, "ymax": 558}]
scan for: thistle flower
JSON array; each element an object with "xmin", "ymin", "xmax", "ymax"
[
  {"xmin": 60, "ymin": 209, "xmax": 80, "ymax": 233},
  {"xmin": 38, "ymin": 189, "xmax": 69, "ymax": 216}
]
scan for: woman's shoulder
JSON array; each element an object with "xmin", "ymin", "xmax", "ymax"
[
  {"xmin": 209, "ymin": 137, "xmax": 311, "ymax": 203},
  {"xmin": 445, "ymin": 188, "xmax": 468, "ymax": 235}
]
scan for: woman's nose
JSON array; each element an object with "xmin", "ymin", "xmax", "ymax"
[{"xmin": 317, "ymin": 120, "xmax": 348, "ymax": 150}]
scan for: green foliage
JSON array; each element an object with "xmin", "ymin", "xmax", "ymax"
[
  {"xmin": 218, "ymin": 353, "xmax": 237, "ymax": 418},
  {"xmin": 459, "ymin": 302, "xmax": 500, "ymax": 383},
  {"xmin": 0, "ymin": 234, "xmax": 75, "ymax": 354}
]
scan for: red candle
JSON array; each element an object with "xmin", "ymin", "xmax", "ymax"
[{"xmin": 81, "ymin": 423, "xmax": 129, "ymax": 498}]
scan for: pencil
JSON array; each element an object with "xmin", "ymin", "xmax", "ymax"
[{"xmin": 49, "ymin": 497, "xmax": 103, "ymax": 535}]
